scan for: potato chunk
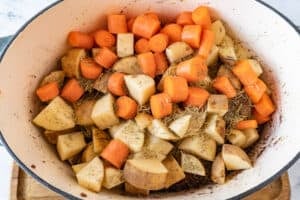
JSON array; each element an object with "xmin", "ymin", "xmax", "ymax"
[
  {"xmin": 40, "ymin": 70, "xmax": 65, "ymax": 87},
  {"xmin": 57, "ymin": 132, "xmax": 86, "ymax": 160},
  {"xmin": 219, "ymin": 35, "xmax": 237, "ymax": 65},
  {"xmin": 242, "ymin": 128, "xmax": 259, "ymax": 148},
  {"xmin": 169, "ymin": 115, "xmax": 191, "ymax": 138},
  {"xmin": 206, "ymin": 45, "xmax": 219, "ymax": 67},
  {"xmin": 211, "ymin": 154, "xmax": 226, "ymax": 184},
  {"xmin": 93, "ymin": 72, "xmax": 112, "ymax": 93},
  {"xmin": 133, "ymin": 150, "xmax": 166, "ymax": 161},
  {"xmin": 204, "ymin": 114, "xmax": 225, "ymax": 144},
  {"xmin": 81, "ymin": 143, "xmax": 97, "ymax": 162},
  {"xmin": 72, "ymin": 163, "xmax": 88, "ymax": 174},
  {"xmin": 117, "ymin": 33, "xmax": 134, "ymax": 57},
  {"xmin": 248, "ymin": 59, "xmax": 263, "ymax": 76},
  {"xmin": 222, "ymin": 144, "xmax": 252, "ymax": 170},
  {"xmin": 207, "ymin": 95, "xmax": 229, "ymax": 116},
  {"xmin": 227, "ymin": 129, "xmax": 247, "ymax": 147},
  {"xmin": 103, "ymin": 167, "xmax": 124, "ymax": 189},
  {"xmin": 163, "ymin": 155, "xmax": 185, "ymax": 188},
  {"xmin": 135, "ymin": 113, "xmax": 153, "ymax": 130},
  {"xmin": 74, "ymin": 99, "xmax": 96, "ymax": 126},
  {"xmin": 92, "ymin": 127, "xmax": 110, "ymax": 154},
  {"xmin": 112, "ymin": 56, "xmax": 141, "ymax": 74},
  {"xmin": 148, "ymin": 119, "xmax": 179, "ymax": 141},
  {"xmin": 165, "ymin": 42, "xmax": 194, "ymax": 64},
  {"xmin": 212, "ymin": 20, "xmax": 226, "ymax": 45},
  {"xmin": 125, "ymin": 182, "xmax": 149, "ymax": 196},
  {"xmin": 181, "ymin": 152, "xmax": 205, "ymax": 176},
  {"xmin": 61, "ymin": 48, "xmax": 86, "ymax": 78},
  {"xmin": 144, "ymin": 134, "xmax": 173, "ymax": 155}
]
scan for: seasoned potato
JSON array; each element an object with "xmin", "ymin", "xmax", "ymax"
[
  {"xmin": 207, "ymin": 95, "xmax": 229, "ymax": 116},
  {"xmin": 72, "ymin": 162, "xmax": 88, "ymax": 174},
  {"xmin": 144, "ymin": 134, "xmax": 173, "ymax": 155},
  {"xmin": 248, "ymin": 59, "xmax": 263, "ymax": 76},
  {"xmin": 93, "ymin": 72, "xmax": 112, "ymax": 93},
  {"xmin": 217, "ymin": 65, "xmax": 241, "ymax": 90},
  {"xmin": 157, "ymin": 65, "xmax": 177, "ymax": 91},
  {"xmin": 165, "ymin": 42, "xmax": 194, "ymax": 64},
  {"xmin": 40, "ymin": 70, "xmax": 65, "ymax": 87},
  {"xmin": 33, "ymin": 97, "xmax": 75, "ymax": 131},
  {"xmin": 163, "ymin": 155, "xmax": 185, "ymax": 188},
  {"xmin": 148, "ymin": 119, "xmax": 179, "ymax": 141},
  {"xmin": 222, "ymin": 144, "xmax": 252, "ymax": 170},
  {"xmin": 117, "ymin": 33, "xmax": 134, "ymax": 57},
  {"xmin": 242, "ymin": 128, "xmax": 259, "ymax": 148},
  {"xmin": 113, "ymin": 56, "xmax": 141, "ymax": 74},
  {"xmin": 81, "ymin": 143, "xmax": 97, "ymax": 162},
  {"xmin": 43, "ymin": 128, "xmax": 75, "ymax": 144},
  {"xmin": 76, "ymin": 157, "xmax": 104, "ymax": 192},
  {"xmin": 109, "ymin": 123, "xmax": 124, "ymax": 138},
  {"xmin": 235, "ymin": 42, "xmax": 252, "ymax": 60},
  {"xmin": 219, "ymin": 35, "xmax": 237, "ymax": 65},
  {"xmin": 92, "ymin": 127, "xmax": 110, "ymax": 154},
  {"xmin": 124, "ymin": 159, "xmax": 168, "ymax": 190},
  {"xmin": 103, "ymin": 167, "xmax": 124, "ymax": 189},
  {"xmin": 204, "ymin": 114, "xmax": 225, "ymax": 144},
  {"xmin": 74, "ymin": 99, "xmax": 96, "ymax": 126},
  {"xmin": 227, "ymin": 129, "xmax": 247, "ymax": 147},
  {"xmin": 61, "ymin": 48, "xmax": 86, "ymax": 78},
  {"xmin": 57, "ymin": 132, "xmax": 86, "ymax": 160},
  {"xmin": 124, "ymin": 74, "xmax": 156, "ymax": 105},
  {"xmin": 212, "ymin": 20, "xmax": 226, "ymax": 45},
  {"xmin": 125, "ymin": 182, "xmax": 149, "ymax": 196},
  {"xmin": 135, "ymin": 113, "xmax": 153, "ymax": 130},
  {"xmin": 181, "ymin": 152, "xmax": 205, "ymax": 176},
  {"xmin": 169, "ymin": 115, "xmax": 192, "ymax": 138},
  {"xmin": 179, "ymin": 135, "xmax": 216, "ymax": 161},
  {"xmin": 206, "ymin": 45, "xmax": 219, "ymax": 67},
  {"xmin": 133, "ymin": 150, "xmax": 166, "ymax": 161},
  {"xmin": 91, "ymin": 93, "xmax": 119, "ymax": 130},
  {"xmin": 211, "ymin": 154, "xmax": 226, "ymax": 184}
]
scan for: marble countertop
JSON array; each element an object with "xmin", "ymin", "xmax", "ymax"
[{"xmin": 0, "ymin": 0, "xmax": 299, "ymax": 199}]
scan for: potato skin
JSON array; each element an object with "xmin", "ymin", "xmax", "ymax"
[
  {"xmin": 61, "ymin": 48, "xmax": 86, "ymax": 78},
  {"xmin": 211, "ymin": 154, "xmax": 226, "ymax": 184}
]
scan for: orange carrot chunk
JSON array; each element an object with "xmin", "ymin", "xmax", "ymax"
[
  {"xmin": 244, "ymin": 79, "xmax": 267, "ymax": 103},
  {"xmin": 192, "ymin": 6, "xmax": 212, "ymax": 29},
  {"xmin": 135, "ymin": 38, "xmax": 150, "ymax": 54},
  {"xmin": 198, "ymin": 29, "xmax": 215, "ymax": 58},
  {"xmin": 254, "ymin": 93, "xmax": 275, "ymax": 117},
  {"xmin": 163, "ymin": 76, "xmax": 189, "ymax": 103},
  {"xmin": 154, "ymin": 52, "xmax": 168, "ymax": 75},
  {"xmin": 176, "ymin": 56, "xmax": 208, "ymax": 82},
  {"xmin": 67, "ymin": 31, "xmax": 94, "ymax": 49},
  {"xmin": 101, "ymin": 139, "xmax": 130, "ymax": 169},
  {"xmin": 132, "ymin": 14, "xmax": 161, "ymax": 39},
  {"xmin": 80, "ymin": 58, "xmax": 103, "ymax": 80},
  {"xmin": 149, "ymin": 33, "xmax": 169, "ymax": 53},
  {"xmin": 213, "ymin": 76, "xmax": 237, "ymax": 98},
  {"xmin": 253, "ymin": 110, "xmax": 271, "ymax": 124},
  {"xmin": 116, "ymin": 96, "xmax": 138, "ymax": 119},
  {"xmin": 137, "ymin": 52, "xmax": 157, "ymax": 78},
  {"xmin": 232, "ymin": 60, "xmax": 258, "ymax": 86},
  {"xmin": 61, "ymin": 78, "xmax": 84, "ymax": 103},
  {"xmin": 150, "ymin": 93, "xmax": 172, "ymax": 119},
  {"xmin": 94, "ymin": 47, "xmax": 118, "ymax": 69},
  {"xmin": 107, "ymin": 14, "xmax": 128, "ymax": 34},
  {"xmin": 176, "ymin": 11, "xmax": 194, "ymax": 25},
  {"xmin": 236, "ymin": 120, "xmax": 258, "ymax": 130},
  {"xmin": 145, "ymin": 12, "xmax": 160, "ymax": 21},
  {"xmin": 184, "ymin": 87, "xmax": 210, "ymax": 108},
  {"xmin": 161, "ymin": 23, "xmax": 182, "ymax": 43},
  {"xmin": 94, "ymin": 30, "xmax": 116, "ymax": 48},
  {"xmin": 181, "ymin": 25, "xmax": 202, "ymax": 48},
  {"xmin": 36, "ymin": 82, "xmax": 59, "ymax": 102},
  {"xmin": 107, "ymin": 72, "xmax": 127, "ymax": 96},
  {"xmin": 127, "ymin": 17, "xmax": 136, "ymax": 32}
]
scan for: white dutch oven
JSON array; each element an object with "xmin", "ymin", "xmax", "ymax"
[{"xmin": 0, "ymin": 0, "xmax": 299, "ymax": 199}]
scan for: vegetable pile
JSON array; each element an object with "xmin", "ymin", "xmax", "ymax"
[{"xmin": 33, "ymin": 5, "xmax": 276, "ymax": 195}]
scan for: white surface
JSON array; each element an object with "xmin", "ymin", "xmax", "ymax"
[{"xmin": 0, "ymin": 149, "xmax": 13, "ymax": 199}]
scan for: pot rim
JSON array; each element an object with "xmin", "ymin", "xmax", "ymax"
[{"xmin": 0, "ymin": 0, "xmax": 299, "ymax": 199}]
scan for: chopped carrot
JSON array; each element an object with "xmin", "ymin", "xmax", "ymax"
[
  {"xmin": 163, "ymin": 76, "xmax": 189, "ymax": 103},
  {"xmin": 198, "ymin": 29, "xmax": 215, "ymax": 58},
  {"xmin": 94, "ymin": 47, "xmax": 118, "ymax": 69},
  {"xmin": 244, "ymin": 79, "xmax": 267, "ymax": 103},
  {"xmin": 253, "ymin": 110, "xmax": 271, "ymax": 124},
  {"xmin": 116, "ymin": 96, "xmax": 138, "ymax": 119},
  {"xmin": 145, "ymin": 12, "xmax": 160, "ymax": 21},
  {"xmin": 132, "ymin": 14, "xmax": 161, "ymax": 39},
  {"xmin": 127, "ymin": 17, "xmax": 136, "ymax": 32},
  {"xmin": 101, "ymin": 139, "xmax": 130, "ymax": 169},
  {"xmin": 36, "ymin": 82, "xmax": 59, "ymax": 102},
  {"xmin": 150, "ymin": 93, "xmax": 172, "ymax": 119},
  {"xmin": 236, "ymin": 120, "xmax": 258, "ymax": 130},
  {"xmin": 181, "ymin": 25, "xmax": 202, "ymax": 48},
  {"xmin": 254, "ymin": 93, "xmax": 275, "ymax": 117},
  {"xmin": 94, "ymin": 30, "xmax": 116, "ymax": 48},
  {"xmin": 135, "ymin": 38, "xmax": 150, "ymax": 54},
  {"xmin": 149, "ymin": 33, "xmax": 169, "ymax": 53},
  {"xmin": 137, "ymin": 52, "xmax": 157, "ymax": 78},
  {"xmin": 176, "ymin": 11, "xmax": 194, "ymax": 25},
  {"xmin": 176, "ymin": 56, "xmax": 208, "ymax": 82},
  {"xmin": 107, "ymin": 72, "xmax": 127, "ymax": 96},
  {"xmin": 184, "ymin": 87, "xmax": 210, "ymax": 108},
  {"xmin": 67, "ymin": 31, "xmax": 94, "ymax": 49},
  {"xmin": 154, "ymin": 52, "xmax": 168, "ymax": 75},
  {"xmin": 107, "ymin": 14, "xmax": 128, "ymax": 33},
  {"xmin": 232, "ymin": 60, "xmax": 258, "ymax": 86},
  {"xmin": 61, "ymin": 78, "xmax": 84, "ymax": 103},
  {"xmin": 192, "ymin": 6, "xmax": 212, "ymax": 29},
  {"xmin": 213, "ymin": 76, "xmax": 237, "ymax": 98},
  {"xmin": 161, "ymin": 23, "xmax": 182, "ymax": 43},
  {"xmin": 80, "ymin": 58, "xmax": 103, "ymax": 80}
]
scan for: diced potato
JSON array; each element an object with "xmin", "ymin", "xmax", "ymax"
[
  {"xmin": 212, "ymin": 20, "xmax": 226, "ymax": 45},
  {"xmin": 179, "ymin": 135, "xmax": 216, "ymax": 161},
  {"xmin": 192, "ymin": 75, "xmax": 212, "ymax": 91},
  {"xmin": 74, "ymin": 99, "xmax": 96, "ymax": 126},
  {"xmin": 124, "ymin": 75, "xmax": 156, "ymax": 105},
  {"xmin": 109, "ymin": 123, "xmax": 124, "ymax": 138},
  {"xmin": 148, "ymin": 119, "xmax": 179, "ymax": 141},
  {"xmin": 135, "ymin": 113, "xmax": 153, "ymax": 130},
  {"xmin": 235, "ymin": 42, "xmax": 252, "ymax": 60},
  {"xmin": 103, "ymin": 167, "xmax": 124, "ymax": 189},
  {"xmin": 219, "ymin": 35, "xmax": 237, "ymax": 65},
  {"xmin": 204, "ymin": 114, "xmax": 225, "ymax": 144},
  {"xmin": 81, "ymin": 143, "xmax": 97, "ymax": 163},
  {"xmin": 40, "ymin": 70, "xmax": 65, "ymax": 87},
  {"xmin": 43, "ymin": 128, "xmax": 75, "ymax": 144},
  {"xmin": 217, "ymin": 65, "xmax": 241, "ymax": 90},
  {"xmin": 181, "ymin": 152, "xmax": 205, "ymax": 176},
  {"xmin": 91, "ymin": 93, "xmax": 119, "ymax": 130},
  {"xmin": 93, "ymin": 72, "xmax": 112, "ymax": 93},
  {"xmin": 76, "ymin": 157, "xmax": 104, "ymax": 192},
  {"xmin": 242, "ymin": 128, "xmax": 259, "ymax": 148},
  {"xmin": 163, "ymin": 155, "xmax": 185, "ymax": 188},
  {"xmin": 207, "ymin": 95, "xmax": 229, "ymax": 116},
  {"xmin": 144, "ymin": 134, "xmax": 173, "ymax": 155},
  {"xmin": 57, "ymin": 132, "xmax": 86, "ymax": 160},
  {"xmin": 112, "ymin": 56, "xmax": 141, "ymax": 74},
  {"xmin": 169, "ymin": 115, "xmax": 192, "ymax": 138},
  {"xmin": 133, "ymin": 150, "xmax": 166, "ymax": 161},
  {"xmin": 165, "ymin": 42, "xmax": 194, "ymax": 64},
  {"xmin": 211, "ymin": 154, "xmax": 226, "ymax": 184},
  {"xmin": 248, "ymin": 59, "xmax": 263, "ymax": 76},
  {"xmin": 125, "ymin": 182, "xmax": 149, "ymax": 196},
  {"xmin": 33, "ymin": 97, "xmax": 75, "ymax": 131},
  {"xmin": 92, "ymin": 127, "xmax": 110, "ymax": 154},
  {"xmin": 124, "ymin": 159, "xmax": 168, "ymax": 190},
  {"xmin": 72, "ymin": 163, "xmax": 88, "ymax": 174},
  {"xmin": 61, "ymin": 48, "xmax": 86, "ymax": 78},
  {"xmin": 206, "ymin": 45, "xmax": 219, "ymax": 67},
  {"xmin": 227, "ymin": 129, "xmax": 247, "ymax": 147},
  {"xmin": 113, "ymin": 120, "xmax": 144, "ymax": 152},
  {"xmin": 222, "ymin": 144, "xmax": 252, "ymax": 170},
  {"xmin": 117, "ymin": 33, "xmax": 134, "ymax": 57},
  {"xmin": 157, "ymin": 65, "xmax": 177, "ymax": 91}
]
